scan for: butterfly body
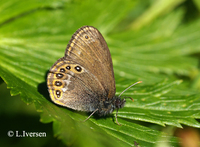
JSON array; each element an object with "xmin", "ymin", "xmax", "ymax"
[
  {"xmin": 47, "ymin": 26, "xmax": 126, "ymax": 123},
  {"xmin": 97, "ymin": 96, "xmax": 126, "ymax": 116}
]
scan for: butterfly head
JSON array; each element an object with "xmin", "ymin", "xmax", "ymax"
[
  {"xmin": 114, "ymin": 97, "xmax": 126, "ymax": 109},
  {"xmin": 114, "ymin": 81, "xmax": 142, "ymax": 125}
]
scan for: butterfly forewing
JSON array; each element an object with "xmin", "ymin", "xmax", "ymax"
[{"xmin": 65, "ymin": 26, "xmax": 115, "ymax": 98}]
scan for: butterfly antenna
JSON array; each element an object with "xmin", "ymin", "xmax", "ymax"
[{"xmin": 119, "ymin": 81, "xmax": 142, "ymax": 97}]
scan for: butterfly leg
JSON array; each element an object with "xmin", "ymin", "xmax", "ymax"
[
  {"xmin": 83, "ymin": 108, "xmax": 98, "ymax": 122},
  {"xmin": 115, "ymin": 109, "xmax": 121, "ymax": 126}
]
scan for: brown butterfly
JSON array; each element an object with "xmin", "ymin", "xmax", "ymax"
[{"xmin": 47, "ymin": 26, "xmax": 141, "ymax": 125}]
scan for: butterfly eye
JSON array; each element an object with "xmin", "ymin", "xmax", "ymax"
[
  {"xmin": 66, "ymin": 66, "xmax": 71, "ymax": 70},
  {"xmin": 75, "ymin": 66, "xmax": 82, "ymax": 72},
  {"xmin": 85, "ymin": 35, "xmax": 89, "ymax": 39},
  {"xmin": 60, "ymin": 68, "xmax": 65, "ymax": 73}
]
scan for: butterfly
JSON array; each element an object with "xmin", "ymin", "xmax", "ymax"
[{"xmin": 47, "ymin": 26, "xmax": 141, "ymax": 125}]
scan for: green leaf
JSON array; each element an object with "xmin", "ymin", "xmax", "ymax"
[{"xmin": 1, "ymin": 0, "xmax": 200, "ymax": 147}]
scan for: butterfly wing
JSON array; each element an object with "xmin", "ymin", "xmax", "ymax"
[
  {"xmin": 47, "ymin": 26, "xmax": 115, "ymax": 112},
  {"xmin": 65, "ymin": 26, "xmax": 116, "ymax": 97}
]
